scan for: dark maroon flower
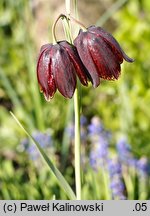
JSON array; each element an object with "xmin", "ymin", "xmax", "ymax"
[
  {"xmin": 74, "ymin": 25, "xmax": 134, "ymax": 88},
  {"xmin": 37, "ymin": 41, "xmax": 89, "ymax": 100}
]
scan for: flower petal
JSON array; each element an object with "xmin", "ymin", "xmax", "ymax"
[
  {"xmin": 51, "ymin": 44, "xmax": 76, "ymax": 98},
  {"xmin": 39, "ymin": 43, "xmax": 51, "ymax": 53},
  {"xmin": 47, "ymin": 58, "xmax": 57, "ymax": 100},
  {"xmin": 87, "ymin": 33, "xmax": 121, "ymax": 80},
  {"xmin": 74, "ymin": 31, "xmax": 100, "ymax": 88},
  {"xmin": 88, "ymin": 26, "xmax": 134, "ymax": 63},
  {"xmin": 37, "ymin": 44, "xmax": 56, "ymax": 101},
  {"xmin": 60, "ymin": 41, "xmax": 89, "ymax": 86}
]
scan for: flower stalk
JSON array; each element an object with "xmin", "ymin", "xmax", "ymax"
[
  {"xmin": 69, "ymin": 15, "xmax": 87, "ymax": 31},
  {"xmin": 52, "ymin": 14, "xmax": 67, "ymax": 43},
  {"xmin": 74, "ymin": 85, "xmax": 81, "ymax": 200},
  {"xmin": 65, "ymin": 0, "xmax": 81, "ymax": 200}
]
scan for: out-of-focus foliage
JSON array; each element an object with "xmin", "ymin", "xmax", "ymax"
[
  {"xmin": 114, "ymin": 0, "xmax": 150, "ymax": 157},
  {"xmin": 0, "ymin": 0, "xmax": 150, "ymax": 199}
]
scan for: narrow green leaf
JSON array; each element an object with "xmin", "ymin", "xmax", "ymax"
[
  {"xmin": 0, "ymin": 68, "xmax": 21, "ymax": 107},
  {"xmin": 10, "ymin": 112, "xmax": 76, "ymax": 200}
]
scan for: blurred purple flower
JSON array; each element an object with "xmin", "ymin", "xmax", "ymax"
[
  {"xmin": 80, "ymin": 115, "xmax": 87, "ymax": 126},
  {"xmin": 88, "ymin": 116, "xmax": 103, "ymax": 136},
  {"xmin": 108, "ymin": 158, "xmax": 122, "ymax": 177},
  {"xmin": 108, "ymin": 158, "xmax": 126, "ymax": 200},
  {"xmin": 89, "ymin": 117, "xmax": 110, "ymax": 170},
  {"xmin": 137, "ymin": 157, "xmax": 150, "ymax": 177},
  {"xmin": 80, "ymin": 116, "xmax": 88, "ymax": 141},
  {"xmin": 110, "ymin": 178, "xmax": 126, "ymax": 200},
  {"xmin": 21, "ymin": 130, "xmax": 52, "ymax": 160},
  {"xmin": 65, "ymin": 122, "xmax": 75, "ymax": 140},
  {"xmin": 65, "ymin": 115, "xmax": 88, "ymax": 141},
  {"xmin": 116, "ymin": 137, "xmax": 131, "ymax": 153},
  {"xmin": 89, "ymin": 140, "xmax": 109, "ymax": 169},
  {"xmin": 116, "ymin": 137, "xmax": 136, "ymax": 166}
]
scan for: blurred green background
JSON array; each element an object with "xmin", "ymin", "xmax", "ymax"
[{"xmin": 0, "ymin": 0, "xmax": 150, "ymax": 199}]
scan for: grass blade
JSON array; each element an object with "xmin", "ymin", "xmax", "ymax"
[{"xmin": 10, "ymin": 112, "xmax": 76, "ymax": 200}]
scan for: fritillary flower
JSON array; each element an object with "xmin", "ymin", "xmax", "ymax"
[
  {"xmin": 37, "ymin": 41, "xmax": 89, "ymax": 100},
  {"xmin": 74, "ymin": 25, "xmax": 134, "ymax": 87}
]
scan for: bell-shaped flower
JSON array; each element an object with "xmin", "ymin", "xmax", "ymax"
[
  {"xmin": 74, "ymin": 26, "xmax": 134, "ymax": 88},
  {"xmin": 37, "ymin": 41, "xmax": 89, "ymax": 100}
]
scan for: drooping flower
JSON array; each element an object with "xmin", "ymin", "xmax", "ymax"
[
  {"xmin": 74, "ymin": 25, "xmax": 134, "ymax": 87},
  {"xmin": 37, "ymin": 41, "xmax": 89, "ymax": 100}
]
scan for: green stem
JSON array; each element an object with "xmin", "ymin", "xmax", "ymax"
[
  {"xmin": 65, "ymin": 0, "xmax": 81, "ymax": 200},
  {"xmin": 73, "ymin": 0, "xmax": 81, "ymax": 199},
  {"xmin": 73, "ymin": 0, "xmax": 78, "ymax": 19},
  {"xmin": 52, "ymin": 14, "xmax": 67, "ymax": 43},
  {"xmin": 69, "ymin": 15, "xmax": 87, "ymax": 30},
  {"xmin": 74, "ymin": 85, "xmax": 81, "ymax": 200},
  {"xmin": 73, "ymin": 0, "xmax": 82, "ymax": 200},
  {"xmin": 65, "ymin": 0, "xmax": 71, "ymax": 15}
]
